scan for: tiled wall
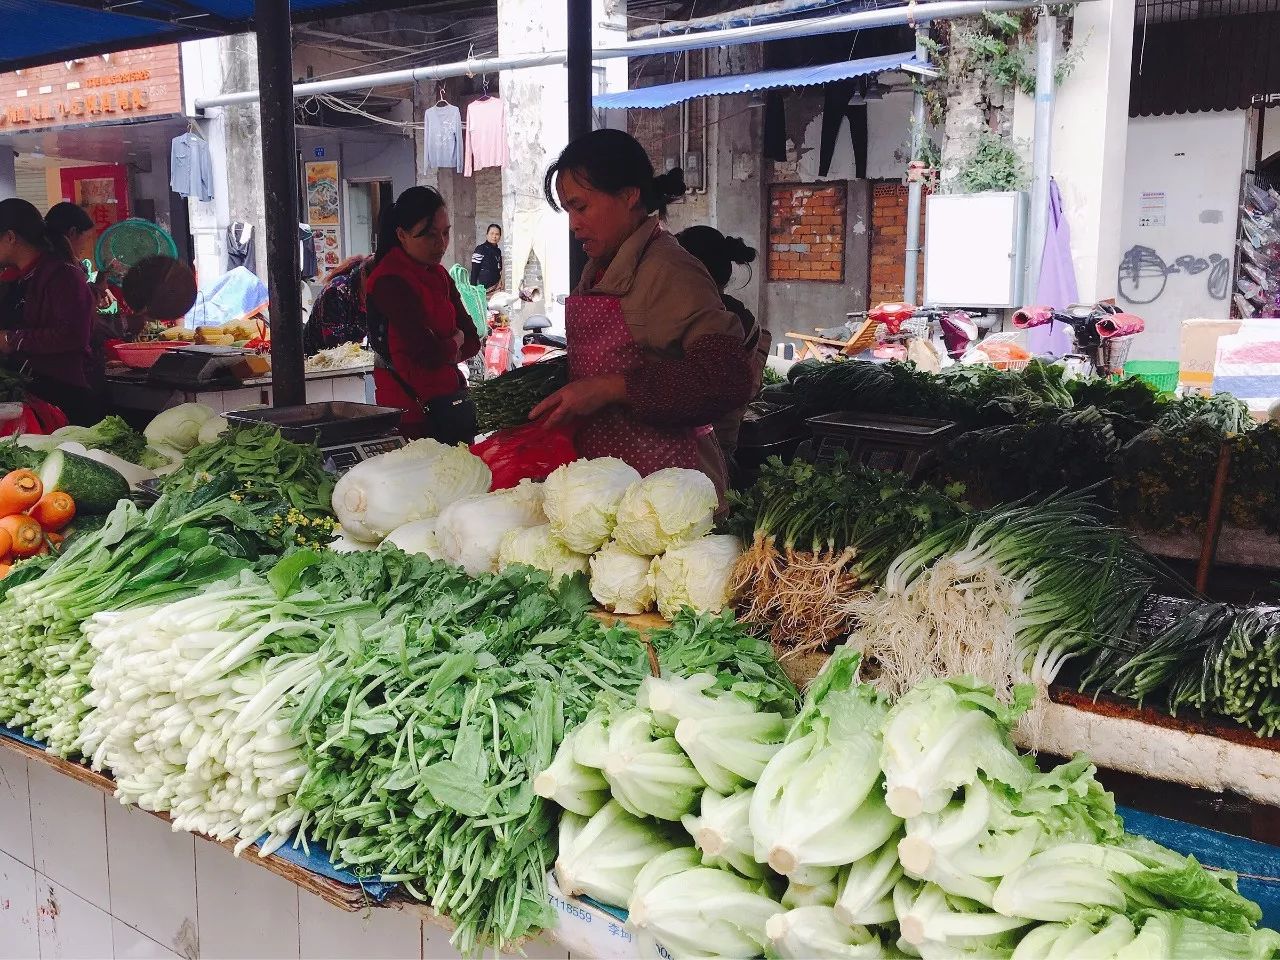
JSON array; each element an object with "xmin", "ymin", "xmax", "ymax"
[{"xmin": 0, "ymin": 748, "xmax": 572, "ymax": 960}]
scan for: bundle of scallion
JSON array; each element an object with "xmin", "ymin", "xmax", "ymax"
[
  {"xmin": 723, "ymin": 455, "xmax": 964, "ymax": 656},
  {"xmin": 0, "ymin": 477, "xmax": 334, "ymax": 757},
  {"xmin": 852, "ymin": 492, "xmax": 1159, "ymax": 699},
  {"xmin": 80, "ymin": 568, "xmax": 373, "ymax": 853}
]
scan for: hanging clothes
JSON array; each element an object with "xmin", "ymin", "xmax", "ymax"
[
  {"xmin": 1031, "ymin": 178, "xmax": 1079, "ymax": 358},
  {"xmin": 464, "ymin": 97, "xmax": 509, "ymax": 177},
  {"xmin": 170, "ymin": 132, "xmax": 214, "ymax": 201},
  {"xmin": 424, "ymin": 104, "xmax": 464, "ymax": 173},
  {"xmin": 299, "ymin": 224, "xmax": 318, "ymax": 281},
  {"xmin": 818, "ymin": 83, "xmax": 868, "ymax": 179},
  {"xmin": 226, "ymin": 222, "xmax": 256, "ymax": 274}
]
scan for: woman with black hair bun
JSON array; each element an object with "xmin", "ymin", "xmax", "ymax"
[
  {"xmin": 532, "ymin": 129, "xmax": 755, "ymax": 495},
  {"xmin": 364, "ymin": 186, "xmax": 482, "ymax": 443},
  {"xmin": 0, "ymin": 199, "xmax": 97, "ymax": 424},
  {"xmin": 676, "ymin": 225, "xmax": 773, "ymax": 473}
]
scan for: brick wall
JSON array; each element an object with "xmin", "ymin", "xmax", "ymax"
[
  {"xmin": 869, "ymin": 181, "xmax": 925, "ymax": 305},
  {"xmin": 767, "ymin": 183, "xmax": 846, "ymax": 283}
]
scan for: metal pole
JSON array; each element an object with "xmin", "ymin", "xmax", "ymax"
[
  {"xmin": 1025, "ymin": 11, "xmax": 1056, "ymax": 306},
  {"xmin": 195, "ymin": 0, "xmax": 1097, "ymax": 110},
  {"xmin": 254, "ymin": 0, "xmax": 305, "ymax": 408},
  {"xmin": 903, "ymin": 25, "xmax": 927, "ymax": 304},
  {"xmin": 567, "ymin": 0, "xmax": 592, "ymax": 285}
]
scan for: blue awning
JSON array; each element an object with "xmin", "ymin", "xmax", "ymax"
[
  {"xmin": 0, "ymin": 0, "xmax": 415, "ymax": 72},
  {"xmin": 594, "ymin": 51, "xmax": 922, "ymax": 110}
]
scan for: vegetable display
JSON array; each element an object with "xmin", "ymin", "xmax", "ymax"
[
  {"xmin": 286, "ymin": 552, "xmax": 790, "ymax": 953},
  {"xmin": 536, "ymin": 650, "xmax": 1277, "ymax": 959},
  {"xmin": 724, "ymin": 455, "xmax": 965, "ymax": 656}
]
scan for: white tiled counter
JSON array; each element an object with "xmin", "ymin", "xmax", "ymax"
[{"xmin": 0, "ymin": 740, "xmax": 578, "ymax": 960}]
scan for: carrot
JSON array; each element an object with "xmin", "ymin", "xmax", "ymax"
[
  {"xmin": 0, "ymin": 563, "xmax": 11, "ymax": 578},
  {"xmin": 0, "ymin": 527, "xmax": 11, "ymax": 563},
  {"xmin": 0, "ymin": 470, "xmax": 42, "ymax": 515},
  {"xmin": 29, "ymin": 492, "xmax": 75, "ymax": 532},
  {"xmin": 0, "ymin": 514, "xmax": 45, "ymax": 558}
]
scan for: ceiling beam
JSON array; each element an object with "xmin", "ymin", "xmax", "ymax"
[{"xmin": 35, "ymin": 0, "xmax": 236, "ymax": 32}]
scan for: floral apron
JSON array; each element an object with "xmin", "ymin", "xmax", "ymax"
[{"xmin": 566, "ymin": 292, "xmax": 723, "ymax": 487}]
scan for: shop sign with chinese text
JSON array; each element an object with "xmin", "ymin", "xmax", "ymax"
[{"xmin": 0, "ymin": 46, "xmax": 182, "ymax": 130}]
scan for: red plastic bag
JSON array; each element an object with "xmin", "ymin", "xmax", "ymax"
[
  {"xmin": 470, "ymin": 421, "xmax": 577, "ymax": 490},
  {"xmin": 0, "ymin": 397, "xmax": 68, "ymax": 438}
]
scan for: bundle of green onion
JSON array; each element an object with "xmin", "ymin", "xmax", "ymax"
[
  {"xmin": 873, "ymin": 491, "xmax": 1159, "ymax": 689},
  {"xmin": 472, "ymin": 356, "xmax": 569, "ymax": 434}
]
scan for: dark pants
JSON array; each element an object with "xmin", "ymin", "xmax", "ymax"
[{"xmin": 819, "ymin": 83, "xmax": 868, "ymax": 179}]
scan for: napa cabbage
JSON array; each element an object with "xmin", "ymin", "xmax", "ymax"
[
  {"xmin": 651, "ymin": 534, "xmax": 743, "ymax": 619},
  {"xmin": 765, "ymin": 906, "xmax": 884, "ymax": 959},
  {"xmin": 382, "ymin": 518, "xmax": 445, "ymax": 560},
  {"xmin": 144, "ymin": 403, "xmax": 217, "ymax": 453},
  {"xmin": 534, "ymin": 719, "xmax": 609, "ymax": 816},
  {"xmin": 435, "ymin": 480, "xmax": 545, "ymax": 575},
  {"xmin": 680, "ymin": 788, "xmax": 764, "ymax": 880},
  {"xmin": 628, "ymin": 848, "xmax": 782, "ymax": 960},
  {"xmin": 497, "ymin": 523, "xmax": 588, "ymax": 583},
  {"xmin": 601, "ymin": 708, "xmax": 704, "ymax": 821},
  {"xmin": 589, "ymin": 541, "xmax": 656, "ymax": 615},
  {"xmin": 879, "ymin": 676, "xmax": 1035, "ymax": 819},
  {"xmin": 542, "ymin": 457, "xmax": 641, "ymax": 553},
  {"xmin": 554, "ymin": 800, "xmax": 680, "ymax": 910},
  {"xmin": 612, "ymin": 467, "xmax": 716, "ymax": 556},
  {"xmin": 750, "ymin": 660, "xmax": 898, "ymax": 877},
  {"xmin": 332, "ymin": 439, "xmax": 491, "ymax": 543}
]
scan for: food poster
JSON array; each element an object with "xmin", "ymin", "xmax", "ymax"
[
  {"xmin": 306, "ymin": 161, "xmax": 342, "ymax": 271},
  {"xmin": 314, "ymin": 226, "xmax": 342, "ymax": 271}
]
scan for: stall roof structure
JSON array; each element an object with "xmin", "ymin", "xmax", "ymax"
[
  {"xmin": 594, "ymin": 50, "xmax": 922, "ymax": 109},
  {"xmin": 0, "ymin": 0, "xmax": 436, "ymax": 71}
]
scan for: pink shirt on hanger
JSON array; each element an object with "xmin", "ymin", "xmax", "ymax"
[{"xmin": 464, "ymin": 97, "xmax": 508, "ymax": 176}]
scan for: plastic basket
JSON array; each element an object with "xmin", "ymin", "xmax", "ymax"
[
  {"xmin": 1124, "ymin": 359, "xmax": 1179, "ymax": 392},
  {"xmin": 114, "ymin": 341, "xmax": 190, "ymax": 369}
]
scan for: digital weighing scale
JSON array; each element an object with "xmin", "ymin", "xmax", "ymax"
[
  {"xmin": 148, "ymin": 345, "xmax": 252, "ymax": 387},
  {"xmin": 226, "ymin": 402, "xmax": 406, "ymax": 472}
]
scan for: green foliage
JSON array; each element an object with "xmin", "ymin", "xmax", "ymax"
[{"xmin": 954, "ymin": 131, "xmax": 1030, "ymax": 194}]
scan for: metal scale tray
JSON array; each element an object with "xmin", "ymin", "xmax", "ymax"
[{"xmin": 227, "ymin": 402, "xmax": 406, "ymax": 470}]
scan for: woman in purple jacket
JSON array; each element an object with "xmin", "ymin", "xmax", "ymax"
[{"xmin": 0, "ymin": 199, "xmax": 96, "ymax": 424}]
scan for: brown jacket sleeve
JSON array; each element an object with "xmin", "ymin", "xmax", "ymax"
[{"xmin": 622, "ymin": 235, "xmax": 754, "ymax": 428}]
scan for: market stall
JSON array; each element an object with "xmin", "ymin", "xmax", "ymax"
[{"xmin": 0, "ymin": 379, "xmax": 1279, "ymax": 957}]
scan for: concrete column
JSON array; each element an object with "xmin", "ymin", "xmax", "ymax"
[
  {"xmin": 498, "ymin": 0, "xmax": 569, "ymax": 326},
  {"xmin": 1014, "ymin": 0, "xmax": 1136, "ymax": 302},
  {"xmin": 0, "ymin": 149, "xmax": 15, "ymax": 201},
  {"xmin": 180, "ymin": 36, "xmax": 266, "ymax": 284}
]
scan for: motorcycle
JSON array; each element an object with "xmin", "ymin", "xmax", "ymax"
[
  {"xmin": 1013, "ymin": 302, "xmax": 1145, "ymax": 377},
  {"xmin": 520, "ymin": 315, "xmax": 566, "ymax": 365},
  {"xmin": 865, "ymin": 301, "xmax": 985, "ymax": 361}
]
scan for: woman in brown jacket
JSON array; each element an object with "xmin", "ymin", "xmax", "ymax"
[{"xmin": 532, "ymin": 130, "xmax": 754, "ymax": 494}]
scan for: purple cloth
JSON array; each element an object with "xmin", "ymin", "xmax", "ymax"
[
  {"xmin": 6, "ymin": 254, "xmax": 94, "ymax": 388},
  {"xmin": 1031, "ymin": 178, "xmax": 1078, "ymax": 358}
]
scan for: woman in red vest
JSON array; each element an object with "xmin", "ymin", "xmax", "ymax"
[{"xmin": 366, "ymin": 187, "xmax": 481, "ymax": 443}]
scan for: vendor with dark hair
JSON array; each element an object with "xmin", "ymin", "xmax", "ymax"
[
  {"xmin": 366, "ymin": 186, "xmax": 481, "ymax": 443},
  {"xmin": 0, "ymin": 199, "xmax": 97, "ymax": 424},
  {"xmin": 470, "ymin": 223, "xmax": 503, "ymax": 294},
  {"xmin": 532, "ymin": 129, "xmax": 753, "ymax": 494},
  {"xmin": 676, "ymin": 226, "xmax": 772, "ymax": 470}
]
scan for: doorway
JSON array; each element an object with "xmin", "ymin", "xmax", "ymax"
[{"xmin": 344, "ymin": 179, "xmax": 393, "ymax": 258}]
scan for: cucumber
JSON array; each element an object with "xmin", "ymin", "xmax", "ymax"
[{"xmin": 40, "ymin": 449, "xmax": 131, "ymax": 514}]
